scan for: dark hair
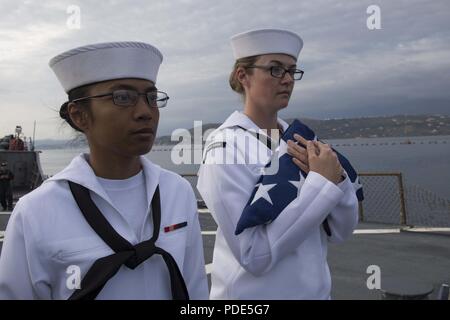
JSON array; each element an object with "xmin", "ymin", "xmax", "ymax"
[
  {"xmin": 59, "ymin": 84, "xmax": 93, "ymax": 133},
  {"xmin": 229, "ymin": 55, "xmax": 260, "ymax": 95}
]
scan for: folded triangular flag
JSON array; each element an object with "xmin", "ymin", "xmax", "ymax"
[{"xmin": 235, "ymin": 119, "xmax": 363, "ymax": 235}]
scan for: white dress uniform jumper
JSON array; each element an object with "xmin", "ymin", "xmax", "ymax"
[
  {"xmin": 197, "ymin": 111, "xmax": 359, "ymax": 300},
  {"xmin": 0, "ymin": 154, "xmax": 209, "ymax": 299}
]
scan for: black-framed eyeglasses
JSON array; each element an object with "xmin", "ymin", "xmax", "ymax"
[
  {"xmin": 71, "ymin": 89, "xmax": 169, "ymax": 108},
  {"xmin": 246, "ymin": 65, "xmax": 304, "ymax": 81}
]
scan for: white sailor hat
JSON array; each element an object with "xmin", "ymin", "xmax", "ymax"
[
  {"xmin": 49, "ymin": 41, "xmax": 163, "ymax": 93},
  {"xmin": 230, "ymin": 28, "xmax": 303, "ymax": 61}
]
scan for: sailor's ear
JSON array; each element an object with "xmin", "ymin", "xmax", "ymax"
[
  {"xmin": 236, "ymin": 66, "xmax": 250, "ymax": 89},
  {"xmin": 67, "ymin": 102, "xmax": 90, "ymax": 132}
]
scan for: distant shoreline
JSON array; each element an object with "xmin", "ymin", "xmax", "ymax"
[
  {"xmin": 31, "ymin": 114, "xmax": 450, "ymax": 149},
  {"xmin": 34, "ymin": 134, "xmax": 450, "ymax": 150}
]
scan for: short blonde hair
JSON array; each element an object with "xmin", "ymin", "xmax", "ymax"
[{"xmin": 228, "ymin": 55, "xmax": 260, "ymax": 95}]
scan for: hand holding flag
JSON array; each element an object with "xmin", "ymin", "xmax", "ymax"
[{"xmin": 234, "ymin": 119, "xmax": 364, "ymax": 236}]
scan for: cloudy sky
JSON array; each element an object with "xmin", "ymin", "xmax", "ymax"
[{"xmin": 1, "ymin": 0, "xmax": 449, "ymax": 140}]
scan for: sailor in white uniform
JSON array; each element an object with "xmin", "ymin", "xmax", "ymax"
[
  {"xmin": 0, "ymin": 42, "xmax": 208, "ymax": 300},
  {"xmin": 197, "ymin": 29, "xmax": 359, "ymax": 299}
]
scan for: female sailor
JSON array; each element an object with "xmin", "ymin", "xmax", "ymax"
[
  {"xmin": 0, "ymin": 42, "xmax": 208, "ymax": 300},
  {"xmin": 197, "ymin": 29, "xmax": 359, "ymax": 299}
]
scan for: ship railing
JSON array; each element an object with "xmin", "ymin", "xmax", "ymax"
[{"xmin": 181, "ymin": 172, "xmax": 450, "ymax": 228}]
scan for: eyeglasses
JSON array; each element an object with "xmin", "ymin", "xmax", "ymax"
[
  {"xmin": 246, "ymin": 65, "xmax": 304, "ymax": 81},
  {"xmin": 71, "ymin": 89, "xmax": 169, "ymax": 108}
]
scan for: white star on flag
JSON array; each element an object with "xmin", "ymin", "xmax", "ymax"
[{"xmin": 250, "ymin": 183, "xmax": 277, "ymax": 205}]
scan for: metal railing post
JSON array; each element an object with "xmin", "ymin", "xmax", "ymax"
[
  {"xmin": 358, "ymin": 201, "xmax": 364, "ymax": 222},
  {"xmin": 397, "ymin": 173, "xmax": 407, "ymax": 226}
]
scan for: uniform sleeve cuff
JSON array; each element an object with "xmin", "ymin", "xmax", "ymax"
[{"xmin": 305, "ymin": 171, "xmax": 344, "ymax": 200}]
